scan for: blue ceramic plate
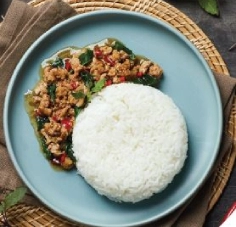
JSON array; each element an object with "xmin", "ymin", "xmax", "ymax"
[{"xmin": 4, "ymin": 10, "xmax": 222, "ymax": 227}]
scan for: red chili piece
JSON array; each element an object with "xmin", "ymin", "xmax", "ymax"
[
  {"xmin": 60, "ymin": 153, "xmax": 66, "ymax": 163},
  {"xmin": 61, "ymin": 118, "xmax": 73, "ymax": 131},
  {"xmin": 52, "ymin": 115, "xmax": 59, "ymax": 122},
  {"xmin": 119, "ymin": 76, "xmax": 126, "ymax": 82},
  {"xmin": 94, "ymin": 46, "xmax": 103, "ymax": 59},
  {"xmin": 103, "ymin": 55, "xmax": 115, "ymax": 66},
  {"xmin": 70, "ymin": 81, "xmax": 78, "ymax": 90},
  {"xmin": 136, "ymin": 72, "xmax": 143, "ymax": 77},
  {"xmin": 65, "ymin": 59, "xmax": 72, "ymax": 71},
  {"xmin": 34, "ymin": 109, "xmax": 42, "ymax": 116},
  {"xmin": 105, "ymin": 79, "xmax": 113, "ymax": 86}
]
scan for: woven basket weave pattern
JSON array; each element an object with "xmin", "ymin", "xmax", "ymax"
[{"xmin": 1, "ymin": 0, "xmax": 235, "ymax": 226}]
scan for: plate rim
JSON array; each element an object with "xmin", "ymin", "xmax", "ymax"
[{"xmin": 3, "ymin": 9, "xmax": 223, "ymax": 227}]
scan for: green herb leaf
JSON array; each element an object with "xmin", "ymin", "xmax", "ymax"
[
  {"xmin": 113, "ymin": 41, "xmax": 135, "ymax": 60},
  {"xmin": 80, "ymin": 71, "xmax": 94, "ymax": 89},
  {"xmin": 86, "ymin": 91, "xmax": 92, "ymax": 103},
  {"xmin": 51, "ymin": 57, "xmax": 64, "ymax": 68},
  {"xmin": 72, "ymin": 91, "xmax": 85, "ymax": 99},
  {"xmin": 3, "ymin": 187, "xmax": 27, "ymax": 211},
  {"xmin": 79, "ymin": 49, "xmax": 94, "ymax": 65},
  {"xmin": 91, "ymin": 79, "xmax": 106, "ymax": 93},
  {"xmin": 41, "ymin": 137, "xmax": 52, "ymax": 159},
  {"xmin": 64, "ymin": 135, "xmax": 76, "ymax": 162},
  {"xmin": 47, "ymin": 83, "xmax": 56, "ymax": 103},
  {"xmin": 74, "ymin": 106, "xmax": 83, "ymax": 117},
  {"xmin": 198, "ymin": 0, "xmax": 219, "ymax": 16},
  {"xmin": 36, "ymin": 116, "xmax": 49, "ymax": 131},
  {"xmin": 0, "ymin": 201, "xmax": 5, "ymax": 213},
  {"xmin": 131, "ymin": 74, "xmax": 159, "ymax": 87}
]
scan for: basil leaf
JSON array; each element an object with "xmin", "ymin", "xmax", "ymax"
[
  {"xmin": 80, "ymin": 71, "xmax": 94, "ymax": 89},
  {"xmin": 131, "ymin": 74, "xmax": 159, "ymax": 87},
  {"xmin": 79, "ymin": 49, "xmax": 94, "ymax": 65},
  {"xmin": 3, "ymin": 187, "xmax": 27, "ymax": 211},
  {"xmin": 113, "ymin": 41, "xmax": 135, "ymax": 60},
  {"xmin": 41, "ymin": 137, "xmax": 52, "ymax": 160},
  {"xmin": 74, "ymin": 106, "xmax": 83, "ymax": 117},
  {"xmin": 51, "ymin": 57, "xmax": 64, "ymax": 68},
  {"xmin": 36, "ymin": 116, "xmax": 49, "ymax": 131},
  {"xmin": 198, "ymin": 0, "xmax": 219, "ymax": 16},
  {"xmin": 47, "ymin": 83, "xmax": 56, "ymax": 103},
  {"xmin": 72, "ymin": 91, "xmax": 85, "ymax": 99},
  {"xmin": 0, "ymin": 202, "xmax": 4, "ymax": 213},
  {"xmin": 91, "ymin": 79, "xmax": 106, "ymax": 93},
  {"xmin": 64, "ymin": 135, "xmax": 76, "ymax": 162},
  {"xmin": 86, "ymin": 91, "xmax": 92, "ymax": 103}
]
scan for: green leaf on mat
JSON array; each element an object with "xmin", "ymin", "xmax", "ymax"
[
  {"xmin": 198, "ymin": 0, "xmax": 219, "ymax": 16},
  {"xmin": 0, "ymin": 201, "xmax": 5, "ymax": 213},
  {"xmin": 3, "ymin": 187, "xmax": 27, "ymax": 211}
]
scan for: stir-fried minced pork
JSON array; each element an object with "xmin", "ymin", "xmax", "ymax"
[{"xmin": 25, "ymin": 38, "xmax": 163, "ymax": 170}]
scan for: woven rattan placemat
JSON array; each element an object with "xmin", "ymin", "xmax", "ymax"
[{"xmin": 1, "ymin": 0, "xmax": 236, "ymax": 226}]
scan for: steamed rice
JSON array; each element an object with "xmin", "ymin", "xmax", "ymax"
[{"xmin": 72, "ymin": 83, "xmax": 188, "ymax": 203}]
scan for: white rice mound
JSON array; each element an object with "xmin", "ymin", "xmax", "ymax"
[{"xmin": 72, "ymin": 83, "xmax": 188, "ymax": 203}]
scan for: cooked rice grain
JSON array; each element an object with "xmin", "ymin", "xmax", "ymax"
[{"xmin": 72, "ymin": 83, "xmax": 188, "ymax": 203}]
